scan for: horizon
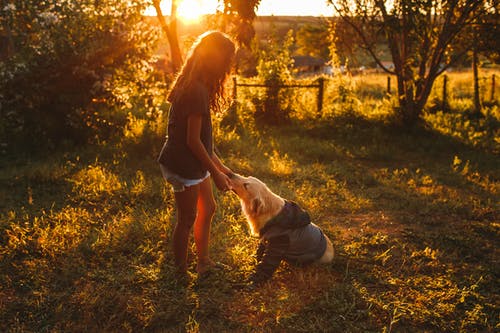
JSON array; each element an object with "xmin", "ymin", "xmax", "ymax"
[{"xmin": 143, "ymin": 0, "xmax": 334, "ymax": 21}]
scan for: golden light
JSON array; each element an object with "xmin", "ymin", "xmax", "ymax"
[
  {"xmin": 143, "ymin": 0, "xmax": 334, "ymax": 20},
  {"xmin": 143, "ymin": 0, "xmax": 219, "ymax": 24},
  {"xmin": 177, "ymin": 0, "xmax": 218, "ymax": 23}
]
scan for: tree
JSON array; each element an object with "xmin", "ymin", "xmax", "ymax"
[
  {"xmin": 152, "ymin": 0, "xmax": 183, "ymax": 73},
  {"xmin": 475, "ymin": 9, "xmax": 500, "ymax": 64},
  {"xmin": 219, "ymin": 0, "xmax": 261, "ymax": 47},
  {"xmin": 328, "ymin": 0, "xmax": 493, "ymax": 126},
  {"xmin": 0, "ymin": 0, "xmax": 158, "ymax": 148},
  {"xmin": 213, "ymin": 1, "xmax": 260, "ymax": 76},
  {"xmin": 296, "ymin": 23, "xmax": 330, "ymax": 60},
  {"xmin": 456, "ymin": 4, "xmax": 500, "ymax": 116},
  {"xmin": 151, "ymin": 0, "xmax": 261, "ymax": 74}
]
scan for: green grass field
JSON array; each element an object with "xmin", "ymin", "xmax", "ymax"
[{"xmin": 1, "ymin": 71, "xmax": 499, "ymax": 332}]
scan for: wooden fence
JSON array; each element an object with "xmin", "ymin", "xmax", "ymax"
[
  {"xmin": 386, "ymin": 74, "xmax": 497, "ymax": 103},
  {"xmin": 233, "ymin": 74, "xmax": 496, "ymax": 117},
  {"xmin": 232, "ymin": 77, "xmax": 325, "ymax": 117}
]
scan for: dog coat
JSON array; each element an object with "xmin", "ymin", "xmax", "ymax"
[{"xmin": 250, "ymin": 200, "xmax": 327, "ymax": 284}]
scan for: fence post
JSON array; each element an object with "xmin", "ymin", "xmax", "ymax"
[
  {"xmin": 491, "ymin": 74, "xmax": 496, "ymax": 101},
  {"xmin": 232, "ymin": 77, "xmax": 237, "ymax": 100},
  {"xmin": 317, "ymin": 77, "xmax": 324, "ymax": 118},
  {"xmin": 442, "ymin": 74, "xmax": 448, "ymax": 111},
  {"xmin": 387, "ymin": 76, "xmax": 391, "ymax": 94}
]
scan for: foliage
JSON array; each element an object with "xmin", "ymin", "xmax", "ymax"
[
  {"xmin": 324, "ymin": 29, "xmax": 360, "ymax": 118},
  {"xmin": 253, "ymin": 29, "xmax": 294, "ymax": 124},
  {"xmin": 458, "ymin": 4, "xmax": 500, "ymax": 64},
  {"xmin": 295, "ymin": 23, "xmax": 330, "ymax": 60},
  {"xmin": 0, "ymin": 0, "xmax": 160, "ymax": 151},
  {"xmin": 330, "ymin": 17, "xmax": 372, "ymax": 68},
  {"xmin": 328, "ymin": 0, "xmax": 494, "ymax": 126},
  {"xmin": 219, "ymin": 0, "xmax": 261, "ymax": 47}
]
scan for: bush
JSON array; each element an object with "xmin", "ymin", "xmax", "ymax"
[
  {"xmin": 254, "ymin": 30, "xmax": 294, "ymax": 124},
  {"xmin": 0, "ymin": 0, "xmax": 160, "ymax": 151}
]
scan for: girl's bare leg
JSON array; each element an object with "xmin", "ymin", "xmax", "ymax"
[
  {"xmin": 193, "ymin": 177, "xmax": 216, "ymax": 274},
  {"xmin": 172, "ymin": 184, "xmax": 199, "ymax": 274}
]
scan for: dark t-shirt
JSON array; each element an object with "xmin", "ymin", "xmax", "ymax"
[{"xmin": 157, "ymin": 82, "xmax": 213, "ymax": 179}]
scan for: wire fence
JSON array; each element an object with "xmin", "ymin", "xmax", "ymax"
[
  {"xmin": 233, "ymin": 77, "xmax": 325, "ymax": 117},
  {"xmin": 232, "ymin": 73, "xmax": 498, "ymax": 118}
]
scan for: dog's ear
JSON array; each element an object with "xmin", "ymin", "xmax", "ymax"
[{"xmin": 251, "ymin": 197, "xmax": 263, "ymax": 215}]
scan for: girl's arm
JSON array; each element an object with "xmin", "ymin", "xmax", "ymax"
[
  {"xmin": 186, "ymin": 113, "xmax": 230, "ymax": 191},
  {"xmin": 212, "ymin": 152, "xmax": 232, "ymax": 175}
]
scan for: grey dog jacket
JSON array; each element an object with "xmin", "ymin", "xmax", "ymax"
[{"xmin": 249, "ymin": 200, "xmax": 327, "ymax": 285}]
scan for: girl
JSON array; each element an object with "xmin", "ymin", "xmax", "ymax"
[{"xmin": 158, "ymin": 31, "xmax": 235, "ymax": 280}]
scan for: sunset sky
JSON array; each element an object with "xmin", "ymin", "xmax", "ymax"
[
  {"xmin": 257, "ymin": 0, "xmax": 333, "ymax": 16},
  {"xmin": 144, "ymin": 0, "xmax": 334, "ymax": 21}
]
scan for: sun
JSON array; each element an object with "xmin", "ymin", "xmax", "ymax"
[
  {"xmin": 177, "ymin": 0, "xmax": 217, "ymax": 23},
  {"xmin": 144, "ymin": 0, "xmax": 219, "ymax": 24}
]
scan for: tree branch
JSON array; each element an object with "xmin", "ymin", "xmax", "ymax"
[{"xmin": 332, "ymin": 1, "xmax": 396, "ymax": 75}]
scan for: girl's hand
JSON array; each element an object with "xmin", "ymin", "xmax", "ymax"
[{"xmin": 213, "ymin": 171, "xmax": 231, "ymax": 192}]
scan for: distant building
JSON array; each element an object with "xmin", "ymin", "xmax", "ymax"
[
  {"xmin": 292, "ymin": 55, "xmax": 326, "ymax": 74},
  {"xmin": 378, "ymin": 61, "xmax": 395, "ymax": 71}
]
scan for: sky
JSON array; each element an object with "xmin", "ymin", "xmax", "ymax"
[
  {"xmin": 144, "ymin": 0, "xmax": 335, "ymax": 20},
  {"xmin": 257, "ymin": 0, "xmax": 333, "ymax": 16}
]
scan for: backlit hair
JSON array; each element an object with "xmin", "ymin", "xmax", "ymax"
[{"xmin": 167, "ymin": 31, "xmax": 235, "ymax": 113}]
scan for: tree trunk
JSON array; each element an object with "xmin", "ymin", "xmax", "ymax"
[
  {"xmin": 396, "ymin": 60, "xmax": 443, "ymax": 126},
  {"xmin": 399, "ymin": 96, "xmax": 420, "ymax": 126},
  {"xmin": 152, "ymin": 0, "xmax": 183, "ymax": 73},
  {"xmin": 395, "ymin": 67, "xmax": 418, "ymax": 126}
]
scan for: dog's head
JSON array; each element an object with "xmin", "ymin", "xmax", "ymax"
[{"xmin": 229, "ymin": 173, "xmax": 285, "ymax": 236}]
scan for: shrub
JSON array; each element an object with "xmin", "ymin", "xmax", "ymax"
[
  {"xmin": 254, "ymin": 30, "xmax": 294, "ymax": 124},
  {"xmin": 0, "ymin": 0, "xmax": 160, "ymax": 151}
]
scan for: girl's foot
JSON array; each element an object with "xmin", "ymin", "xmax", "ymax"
[{"xmin": 197, "ymin": 259, "xmax": 231, "ymax": 278}]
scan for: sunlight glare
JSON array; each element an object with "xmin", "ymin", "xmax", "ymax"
[
  {"xmin": 143, "ymin": 0, "xmax": 219, "ymax": 23},
  {"xmin": 257, "ymin": 0, "xmax": 333, "ymax": 16},
  {"xmin": 177, "ymin": 0, "xmax": 218, "ymax": 23},
  {"xmin": 143, "ymin": 0, "xmax": 334, "ymax": 19}
]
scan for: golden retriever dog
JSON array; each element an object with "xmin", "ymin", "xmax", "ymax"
[{"xmin": 229, "ymin": 173, "xmax": 334, "ymax": 287}]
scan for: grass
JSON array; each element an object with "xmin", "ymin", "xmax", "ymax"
[{"xmin": 1, "ymin": 71, "xmax": 499, "ymax": 332}]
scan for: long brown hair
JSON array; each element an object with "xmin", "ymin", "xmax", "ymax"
[{"xmin": 167, "ymin": 31, "xmax": 235, "ymax": 113}]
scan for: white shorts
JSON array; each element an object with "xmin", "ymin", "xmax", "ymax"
[{"xmin": 159, "ymin": 164, "xmax": 210, "ymax": 192}]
